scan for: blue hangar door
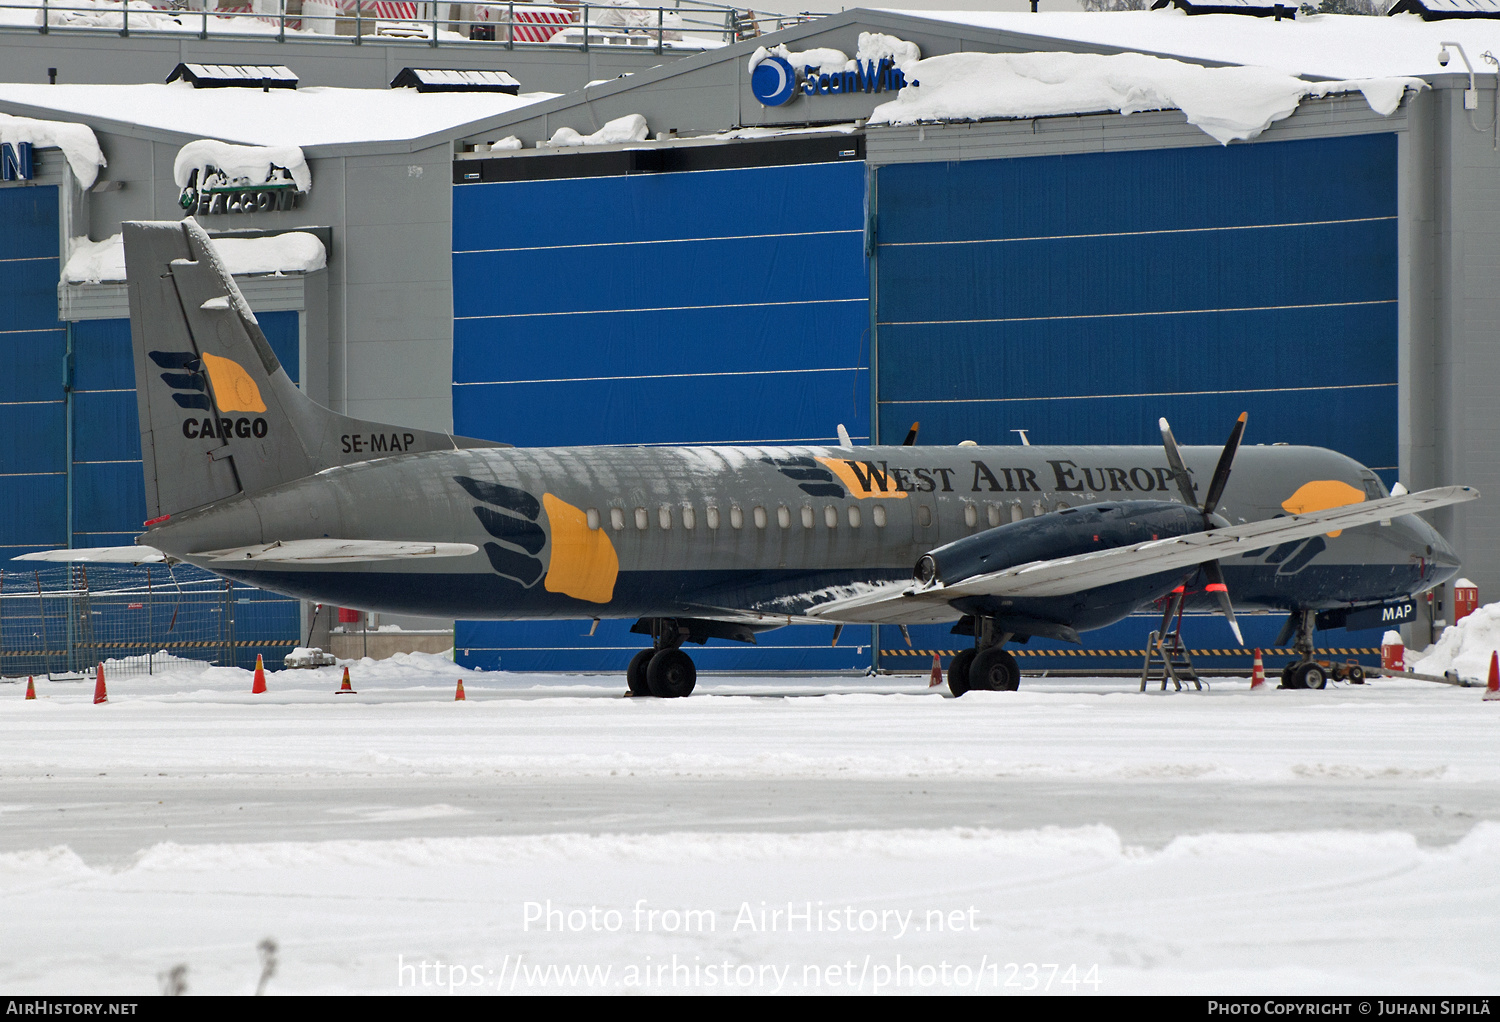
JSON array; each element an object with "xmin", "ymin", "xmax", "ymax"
[
  {"xmin": 873, "ymin": 132, "xmax": 1399, "ymax": 670},
  {"xmin": 451, "ymin": 143, "xmax": 872, "ymax": 672}
]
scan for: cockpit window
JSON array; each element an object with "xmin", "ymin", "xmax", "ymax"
[{"xmin": 1360, "ymin": 474, "xmax": 1386, "ymax": 500}]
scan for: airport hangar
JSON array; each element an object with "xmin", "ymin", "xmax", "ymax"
[{"xmin": 1, "ymin": 4, "xmax": 1495, "ymax": 673}]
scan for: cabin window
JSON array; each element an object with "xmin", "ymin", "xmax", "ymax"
[
  {"xmin": 917, "ymin": 505, "xmax": 933, "ymax": 528},
  {"xmin": 777, "ymin": 505, "xmax": 791, "ymax": 529},
  {"xmin": 706, "ymin": 506, "xmax": 720, "ymax": 530},
  {"xmin": 682, "ymin": 506, "xmax": 696, "ymax": 530},
  {"xmin": 730, "ymin": 505, "xmax": 744, "ymax": 529},
  {"xmin": 586, "ymin": 508, "xmax": 600, "ymax": 530},
  {"xmin": 1054, "ymin": 500, "xmax": 1070, "ymax": 512},
  {"xmin": 801, "ymin": 505, "xmax": 814, "ymax": 529},
  {"xmin": 610, "ymin": 507, "xmax": 625, "ymax": 531},
  {"xmin": 847, "ymin": 506, "xmax": 861, "ymax": 528},
  {"xmin": 753, "ymin": 506, "xmax": 768, "ymax": 529},
  {"xmin": 823, "ymin": 505, "xmax": 838, "ymax": 528},
  {"xmin": 658, "ymin": 505, "xmax": 673, "ymax": 530},
  {"xmin": 963, "ymin": 503, "xmax": 978, "ymax": 528},
  {"xmin": 987, "ymin": 503, "xmax": 1002, "ymax": 527},
  {"xmin": 634, "ymin": 507, "xmax": 649, "ymax": 530},
  {"xmin": 872, "ymin": 505, "xmax": 887, "ymax": 528},
  {"xmin": 1011, "ymin": 503, "xmax": 1025, "ymax": 523}
]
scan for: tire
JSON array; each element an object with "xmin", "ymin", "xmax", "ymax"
[
  {"xmin": 970, "ymin": 647, "xmax": 1020, "ymax": 692},
  {"xmin": 1295, "ymin": 662, "xmax": 1327, "ymax": 690},
  {"xmin": 626, "ymin": 649, "xmax": 654, "ymax": 697},
  {"xmin": 948, "ymin": 648, "xmax": 977, "ymax": 697},
  {"xmin": 647, "ymin": 648, "xmax": 697, "ymax": 698},
  {"xmin": 1280, "ymin": 663, "xmax": 1298, "ymax": 689},
  {"xmin": 1346, "ymin": 665, "xmax": 1366, "ymax": 685}
]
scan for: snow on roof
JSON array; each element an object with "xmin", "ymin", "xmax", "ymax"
[
  {"xmin": 0, "ymin": 83, "xmax": 556, "ymax": 148},
  {"xmin": 0, "ymin": 111, "xmax": 105, "ymax": 187},
  {"xmin": 64, "ymin": 231, "xmax": 326, "ymax": 284},
  {"xmin": 167, "ymin": 64, "xmax": 300, "ymax": 89},
  {"xmin": 869, "ymin": 50, "xmax": 1420, "ymax": 144},
  {"xmin": 880, "ymin": 8, "xmax": 1500, "ymax": 79}
]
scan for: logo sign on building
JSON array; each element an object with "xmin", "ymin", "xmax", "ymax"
[
  {"xmin": 751, "ymin": 55, "xmax": 908, "ymax": 107},
  {"xmin": 0, "ymin": 141, "xmax": 34, "ymax": 181},
  {"xmin": 1345, "ymin": 598, "xmax": 1416, "ymax": 632},
  {"xmin": 178, "ymin": 164, "xmax": 301, "ymax": 216}
]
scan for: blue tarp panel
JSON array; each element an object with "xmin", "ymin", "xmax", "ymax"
[
  {"xmin": 452, "ymin": 161, "xmax": 873, "ymax": 670},
  {"xmin": 874, "ymin": 133, "xmax": 1399, "ymax": 668},
  {"xmin": 0, "ymin": 185, "xmax": 65, "ymax": 560}
]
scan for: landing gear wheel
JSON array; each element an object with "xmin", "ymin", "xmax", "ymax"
[
  {"xmin": 1279, "ymin": 663, "xmax": 1296, "ymax": 689},
  {"xmin": 626, "ymin": 649, "xmax": 654, "ymax": 697},
  {"xmin": 948, "ymin": 648, "xmax": 977, "ymax": 697},
  {"xmin": 647, "ymin": 648, "xmax": 697, "ymax": 698},
  {"xmin": 970, "ymin": 647, "xmax": 1020, "ymax": 692},
  {"xmin": 1293, "ymin": 662, "xmax": 1327, "ymax": 690},
  {"xmin": 1346, "ymin": 665, "xmax": 1366, "ymax": 685}
]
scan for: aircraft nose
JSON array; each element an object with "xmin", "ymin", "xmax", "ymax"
[{"xmin": 1426, "ymin": 528, "xmax": 1461, "ymax": 569}]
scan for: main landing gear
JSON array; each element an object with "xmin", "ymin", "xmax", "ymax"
[
  {"xmin": 947, "ymin": 617, "xmax": 1020, "ymax": 697},
  {"xmin": 1277, "ymin": 608, "xmax": 1367, "ymax": 689},
  {"xmin": 627, "ymin": 618, "xmax": 697, "ymax": 699}
]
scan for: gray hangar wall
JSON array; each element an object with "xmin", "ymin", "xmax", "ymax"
[{"xmin": 448, "ymin": 108, "xmax": 1402, "ymax": 673}]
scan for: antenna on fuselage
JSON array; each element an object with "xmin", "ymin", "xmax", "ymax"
[
  {"xmin": 836, "ymin": 423, "xmax": 853, "ymax": 448},
  {"xmin": 1012, "ymin": 429, "xmax": 1031, "ymax": 446}
]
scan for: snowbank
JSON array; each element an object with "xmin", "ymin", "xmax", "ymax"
[
  {"xmin": 63, "ymin": 231, "xmax": 326, "ymax": 283},
  {"xmin": 1409, "ymin": 601, "xmax": 1500, "ymax": 681},
  {"xmin": 868, "ymin": 50, "xmax": 1423, "ymax": 146},
  {"xmin": 0, "ymin": 112, "xmax": 105, "ymax": 189},
  {"xmin": 174, "ymin": 139, "xmax": 310, "ymax": 194},
  {"xmin": 33, "ymin": 0, "xmax": 183, "ymax": 31},
  {"xmin": 544, "ymin": 113, "xmax": 649, "ymax": 147}
]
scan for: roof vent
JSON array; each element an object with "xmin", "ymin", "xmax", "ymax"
[
  {"xmin": 390, "ymin": 68, "xmax": 520, "ymax": 94},
  {"xmin": 1387, "ymin": 0, "xmax": 1500, "ymax": 19},
  {"xmin": 1150, "ymin": 0, "xmax": 1296, "ymax": 17},
  {"xmin": 167, "ymin": 64, "xmax": 298, "ymax": 89}
]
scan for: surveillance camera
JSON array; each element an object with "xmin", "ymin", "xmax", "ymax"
[{"xmin": 1439, "ymin": 48, "xmax": 1451, "ymax": 66}]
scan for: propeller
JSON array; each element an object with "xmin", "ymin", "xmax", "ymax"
[
  {"xmin": 902, "ymin": 422, "xmax": 920, "ymax": 446},
  {"xmin": 1157, "ymin": 413, "xmax": 1248, "ymax": 645}
]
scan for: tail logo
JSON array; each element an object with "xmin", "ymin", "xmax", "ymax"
[
  {"xmin": 150, "ymin": 349, "xmax": 270, "ymax": 439},
  {"xmin": 200, "ymin": 352, "xmax": 266, "ymax": 413}
]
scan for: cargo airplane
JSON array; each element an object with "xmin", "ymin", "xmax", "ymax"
[{"xmin": 20, "ymin": 220, "xmax": 1477, "ymax": 697}]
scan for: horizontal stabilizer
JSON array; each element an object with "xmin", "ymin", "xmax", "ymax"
[
  {"xmin": 809, "ymin": 485, "xmax": 1478, "ymax": 623},
  {"xmin": 198, "ymin": 539, "xmax": 479, "ymax": 565},
  {"xmin": 15, "ymin": 546, "xmax": 167, "ymax": 564}
]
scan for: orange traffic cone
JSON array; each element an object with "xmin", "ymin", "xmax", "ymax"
[
  {"xmin": 336, "ymin": 666, "xmax": 356, "ymax": 695},
  {"xmin": 1250, "ymin": 649, "xmax": 1266, "ymax": 691},
  {"xmin": 1485, "ymin": 652, "xmax": 1500, "ymax": 702},
  {"xmin": 93, "ymin": 663, "xmax": 107, "ymax": 705},
  {"xmin": 24, "ymin": 676, "xmax": 35, "ymax": 700},
  {"xmin": 929, "ymin": 653, "xmax": 943, "ymax": 688},
  {"xmin": 252, "ymin": 654, "xmax": 266, "ymax": 694},
  {"xmin": 454, "ymin": 678, "xmax": 466, "ymax": 701}
]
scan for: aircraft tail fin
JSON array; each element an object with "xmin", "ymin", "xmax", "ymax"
[{"xmin": 124, "ymin": 219, "xmax": 500, "ymax": 521}]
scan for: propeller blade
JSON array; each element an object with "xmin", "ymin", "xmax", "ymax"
[
  {"xmin": 1202, "ymin": 560, "xmax": 1244, "ymax": 646},
  {"xmin": 1200, "ymin": 412, "xmax": 1248, "ymax": 516},
  {"xmin": 902, "ymin": 422, "xmax": 920, "ymax": 446},
  {"xmin": 1158, "ymin": 418, "xmax": 1198, "ymax": 507},
  {"xmin": 1158, "ymin": 582, "xmax": 1186, "ymax": 637}
]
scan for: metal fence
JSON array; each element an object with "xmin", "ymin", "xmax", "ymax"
[
  {"xmin": 0, "ymin": 564, "xmax": 300, "ymax": 680},
  {"xmin": 1, "ymin": 0, "xmax": 826, "ymax": 50}
]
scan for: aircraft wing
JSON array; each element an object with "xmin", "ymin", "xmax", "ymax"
[
  {"xmin": 197, "ymin": 539, "xmax": 480, "ymax": 564},
  {"xmin": 15, "ymin": 546, "xmax": 168, "ymax": 564},
  {"xmin": 807, "ymin": 485, "xmax": 1477, "ymax": 624}
]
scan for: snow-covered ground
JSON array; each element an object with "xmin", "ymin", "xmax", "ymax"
[{"xmin": 3, "ymin": 653, "xmax": 1498, "ymax": 994}]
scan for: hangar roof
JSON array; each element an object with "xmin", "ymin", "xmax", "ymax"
[
  {"xmin": 0, "ymin": 81, "xmax": 557, "ymax": 154},
  {"xmin": 882, "ymin": 8, "xmax": 1500, "ymax": 79}
]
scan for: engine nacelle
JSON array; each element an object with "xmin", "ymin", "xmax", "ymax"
[{"xmin": 914, "ymin": 500, "xmax": 1208, "ymax": 587}]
